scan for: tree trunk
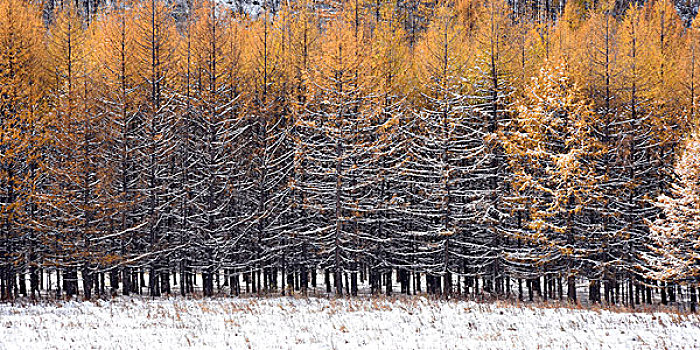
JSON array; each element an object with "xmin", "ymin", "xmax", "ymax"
[
  {"xmin": 690, "ymin": 285, "xmax": 697, "ymax": 313},
  {"xmin": 567, "ymin": 275, "xmax": 576, "ymax": 303}
]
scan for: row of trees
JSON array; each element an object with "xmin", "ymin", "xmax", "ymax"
[{"xmin": 0, "ymin": 0, "xmax": 698, "ymax": 310}]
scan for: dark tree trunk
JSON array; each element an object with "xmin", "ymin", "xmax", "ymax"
[
  {"xmin": 567, "ymin": 275, "xmax": 576, "ymax": 303},
  {"xmin": 385, "ymin": 270, "xmax": 392, "ymax": 296},
  {"xmin": 690, "ymin": 285, "xmax": 697, "ymax": 313},
  {"xmin": 661, "ymin": 281, "xmax": 668, "ymax": 305}
]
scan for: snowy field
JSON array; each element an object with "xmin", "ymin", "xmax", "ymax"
[{"xmin": 1, "ymin": 297, "xmax": 699, "ymax": 350}]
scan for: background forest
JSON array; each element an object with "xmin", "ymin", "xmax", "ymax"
[{"xmin": 0, "ymin": 0, "xmax": 699, "ymax": 312}]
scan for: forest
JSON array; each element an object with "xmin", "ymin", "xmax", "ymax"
[{"xmin": 0, "ymin": 0, "xmax": 699, "ymax": 312}]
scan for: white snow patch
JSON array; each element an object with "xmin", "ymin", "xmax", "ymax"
[{"xmin": 0, "ymin": 297, "xmax": 699, "ymax": 349}]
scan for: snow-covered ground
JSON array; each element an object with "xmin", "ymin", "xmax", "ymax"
[{"xmin": 0, "ymin": 297, "xmax": 699, "ymax": 350}]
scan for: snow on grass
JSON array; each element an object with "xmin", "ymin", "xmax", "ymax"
[{"xmin": 0, "ymin": 297, "xmax": 699, "ymax": 349}]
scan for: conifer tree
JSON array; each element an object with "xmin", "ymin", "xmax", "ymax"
[
  {"xmin": 92, "ymin": 1, "xmax": 142, "ymax": 296},
  {"xmin": 578, "ymin": 2, "xmax": 622, "ymax": 304},
  {"xmin": 46, "ymin": 5, "xmax": 112, "ymax": 299},
  {"xmin": 183, "ymin": 0, "xmax": 244, "ymax": 297},
  {"xmin": 240, "ymin": 8, "xmax": 295, "ymax": 294},
  {"xmin": 132, "ymin": 0, "xmax": 178, "ymax": 296},
  {"xmin": 296, "ymin": 12, "xmax": 371, "ymax": 296},
  {"xmin": 612, "ymin": 3, "xmax": 657, "ymax": 306},
  {"xmin": 645, "ymin": 128, "xmax": 700, "ymax": 312},
  {"xmin": 365, "ymin": 2, "xmax": 412, "ymax": 295},
  {"xmin": 679, "ymin": 19, "xmax": 700, "ymax": 124},
  {"xmin": 171, "ymin": 3, "xmax": 196, "ymax": 296},
  {"xmin": 471, "ymin": 0, "xmax": 516, "ymax": 296},
  {"xmin": 504, "ymin": 63, "xmax": 604, "ymax": 302},
  {"xmin": 281, "ymin": 0, "xmax": 321, "ymax": 294},
  {"xmin": 0, "ymin": 0, "xmax": 47, "ymax": 299},
  {"xmin": 409, "ymin": 4, "xmax": 488, "ymax": 296}
]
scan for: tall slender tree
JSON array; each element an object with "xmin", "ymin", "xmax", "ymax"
[
  {"xmin": 0, "ymin": 0, "xmax": 47, "ymax": 300},
  {"xmin": 132, "ymin": 0, "xmax": 178, "ymax": 296},
  {"xmin": 297, "ymin": 12, "xmax": 371, "ymax": 296},
  {"xmin": 504, "ymin": 63, "xmax": 604, "ymax": 302}
]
